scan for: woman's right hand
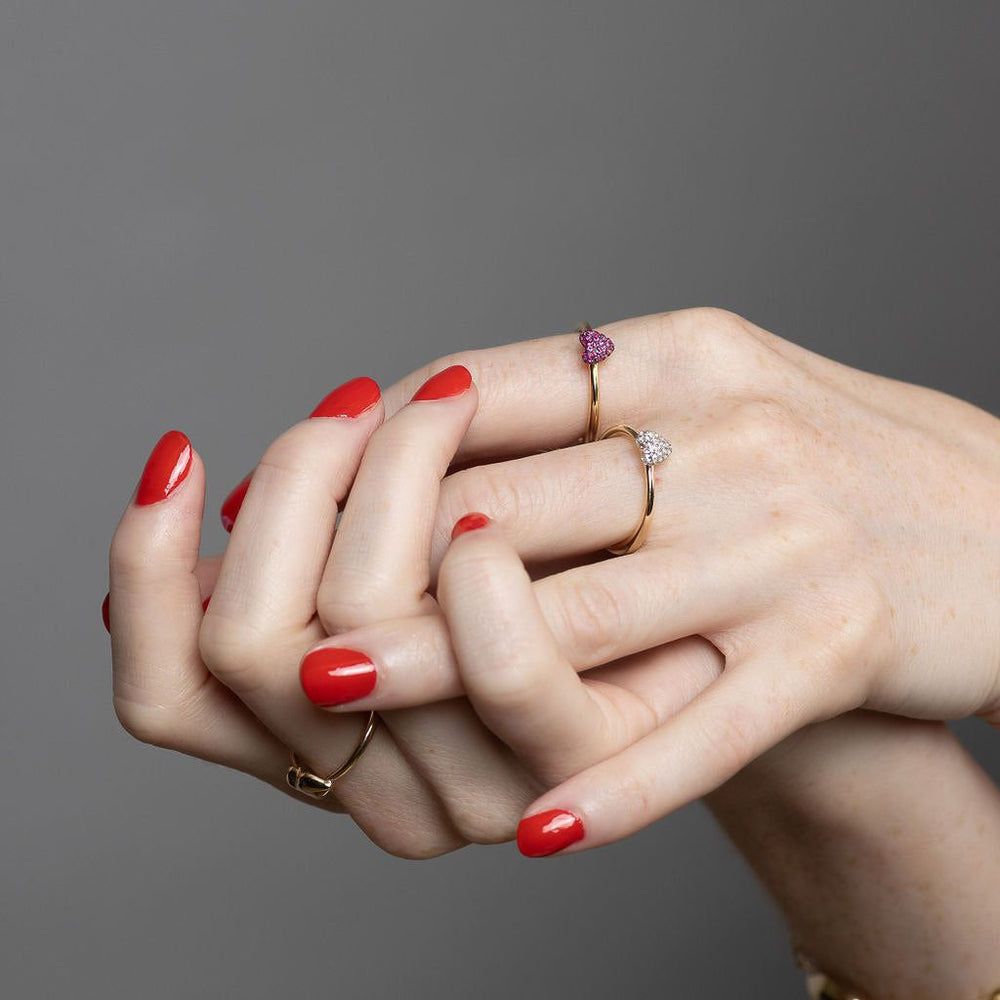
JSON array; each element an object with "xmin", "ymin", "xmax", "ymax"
[
  {"xmin": 107, "ymin": 371, "xmax": 541, "ymax": 858},
  {"xmin": 107, "ymin": 367, "xmax": 721, "ymax": 858}
]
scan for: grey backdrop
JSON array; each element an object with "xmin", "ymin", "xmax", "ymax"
[{"xmin": 2, "ymin": 2, "xmax": 998, "ymax": 997}]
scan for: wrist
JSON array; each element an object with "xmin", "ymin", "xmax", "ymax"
[{"xmin": 704, "ymin": 711, "xmax": 1000, "ymax": 998}]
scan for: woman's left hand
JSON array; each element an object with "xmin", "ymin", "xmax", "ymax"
[{"xmin": 304, "ymin": 307, "xmax": 1000, "ymax": 854}]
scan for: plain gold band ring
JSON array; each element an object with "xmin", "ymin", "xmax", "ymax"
[
  {"xmin": 600, "ymin": 424, "xmax": 672, "ymax": 555},
  {"xmin": 286, "ymin": 710, "xmax": 378, "ymax": 799}
]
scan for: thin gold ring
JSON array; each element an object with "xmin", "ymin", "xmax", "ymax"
[
  {"xmin": 577, "ymin": 324, "xmax": 616, "ymax": 442},
  {"xmin": 285, "ymin": 710, "xmax": 378, "ymax": 799},
  {"xmin": 599, "ymin": 423, "xmax": 672, "ymax": 555}
]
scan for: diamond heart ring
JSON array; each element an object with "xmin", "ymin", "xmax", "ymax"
[
  {"xmin": 599, "ymin": 424, "xmax": 672, "ymax": 555},
  {"xmin": 577, "ymin": 324, "xmax": 615, "ymax": 442}
]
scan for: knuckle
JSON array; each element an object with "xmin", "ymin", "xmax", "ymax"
[
  {"xmin": 693, "ymin": 701, "xmax": 760, "ymax": 774},
  {"xmin": 370, "ymin": 826, "xmax": 465, "ymax": 861},
  {"xmin": 665, "ymin": 307, "xmax": 755, "ymax": 360},
  {"xmin": 820, "ymin": 574, "xmax": 892, "ymax": 682},
  {"xmin": 555, "ymin": 574, "xmax": 628, "ymax": 666},
  {"xmin": 644, "ymin": 308, "xmax": 762, "ymax": 398},
  {"xmin": 316, "ymin": 572, "xmax": 395, "ymax": 633},
  {"xmin": 438, "ymin": 544, "xmax": 504, "ymax": 609},
  {"xmin": 442, "ymin": 463, "xmax": 544, "ymax": 533},
  {"xmin": 615, "ymin": 760, "xmax": 659, "ymax": 821},
  {"xmin": 108, "ymin": 532, "xmax": 149, "ymax": 580},
  {"xmin": 673, "ymin": 306, "xmax": 750, "ymax": 340},
  {"xmin": 722, "ymin": 394, "xmax": 801, "ymax": 459},
  {"xmin": 472, "ymin": 662, "xmax": 543, "ymax": 715},
  {"xmin": 256, "ymin": 420, "xmax": 331, "ymax": 483},
  {"xmin": 446, "ymin": 800, "xmax": 518, "ymax": 845},
  {"xmin": 197, "ymin": 616, "xmax": 270, "ymax": 694},
  {"xmin": 112, "ymin": 696, "xmax": 192, "ymax": 751}
]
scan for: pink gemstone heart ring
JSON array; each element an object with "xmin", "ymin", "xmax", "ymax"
[
  {"xmin": 599, "ymin": 423, "xmax": 672, "ymax": 555},
  {"xmin": 577, "ymin": 324, "xmax": 616, "ymax": 442}
]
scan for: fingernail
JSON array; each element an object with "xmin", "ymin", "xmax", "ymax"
[
  {"xmin": 202, "ymin": 595, "xmax": 211, "ymax": 612},
  {"xmin": 101, "ymin": 593, "xmax": 111, "ymax": 634},
  {"xmin": 220, "ymin": 472, "xmax": 252, "ymax": 532},
  {"xmin": 411, "ymin": 364, "xmax": 472, "ymax": 402},
  {"xmin": 516, "ymin": 810, "xmax": 585, "ymax": 857},
  {"xmin": 300, "ymin": 647, "xmax": 377, "ymax": 707},
  {"xmin": 451, "ymin": 512, "xmax": 491, "ymax": 539},
  {"xmin": 136, "ymin": 430, "xmax": 193, "ymax": 506},
  {"xmin": 310, "ymin": 376, "xmax": 381, "ymax": 418}
]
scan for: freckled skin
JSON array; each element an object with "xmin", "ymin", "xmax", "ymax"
[{"xmin": 706, "ymin": 712, "xmax": 1000, "ymax": 996}]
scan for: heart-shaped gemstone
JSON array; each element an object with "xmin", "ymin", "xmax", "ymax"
[
  {"xmin": 636, "ymin": 430, "xmax": 672, "ymax": 465},
  {"xmin": 579, "ymin": 327, "xmax": 615, "ymax": 365}
]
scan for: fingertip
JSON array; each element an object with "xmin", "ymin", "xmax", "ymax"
[
  {"xmin": 450, "ymin": 511, "xmax": 492, "ymax": 540},
  {"xmin": 411, "ymin": 364, "xmax": 473, "ymax": 402},
  {"xmin": 135, "ymin": 429, "xmax": 194, "ymax": 506},
  {"xmin": 300, "ymin": 646, "xmax": 377, "ymax": 708},
  {"xmin": 309, "ymin": 376, "xmax": 382, "ymax": 419},
  {"xmin": 516, "ymin": 809, "xmax": 585, "ymax": 858}
]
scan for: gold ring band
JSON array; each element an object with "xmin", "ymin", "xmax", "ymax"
[
  {"xmin": 286, "ymin": 710, "xmax": 378, "ymax": 799},
  {"xmin": 599, "ymin": 423, "xmax": 672, "ymax": 555},
  {"xmin": 587, "ymin": 360, "xmax": 600, "ymax": 443}
]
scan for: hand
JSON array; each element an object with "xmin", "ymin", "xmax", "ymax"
[
  {"xmin": 299, "ymin": 308, "xmax": 1000, "ymax": 853},
  {"xmin": 108, "ymin": 370, "xmax": 553, "ymax": 858}
]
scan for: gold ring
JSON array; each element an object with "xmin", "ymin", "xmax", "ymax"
[
  {"xmin": 599, "ymin": 424, "xmax": 672, "ymax": 555},
  {"xmin": 577, "ymin": 324, "xmax": 616, "ymax": 442},
  {"xmin": 285, "ymin": 710, "xmax": 378, "ymax": 799}
]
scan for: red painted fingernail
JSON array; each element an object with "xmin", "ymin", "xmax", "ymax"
[
  {"xmin": 220, "ymin": 472, "xmax": 252, "ymax": 532},
  {"xmin": 411, "ymin": 364, "xmax": 472, "ymax": 401},
  {"xmin": 136, "ymin": 430, "xmax": 193, "ymax": 506},
  {"xmin": 516, "ymin": 810, "xmax": 585, "ymax": 857},
  {"xmin": 202, "ymin": 595, "xmax": 211, "ymax": 612},
  {"xmin": 101, "ymin": 593, "xmax": 111, "ymax": 634},
  {"xmin": 300, "ymin": 648, "xmax": 377, "ymax": 707},
  {"xmin": 451, "ymin": 512, "xmax": 491, "ymax": 539},
  {"xmin": 310, "ymin": 376, "xmax": 381, "ymax": 418}
]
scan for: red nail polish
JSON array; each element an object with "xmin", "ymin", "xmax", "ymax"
[
  {"xmin": 310, "ymin": 376, "xmax": 381, "ymax": 418},
  {"xmin": 136, "ymin": 430, "xmax": 193, "ymax": 506},
  {"xmin": 411, "ymin": 364, "xmax": 472, "ymax": 401},
  {"xmin": 220, "ymin": 472, "xmax": 252, "ymax": 532},
  {"xmin": 202, "ymin": 595, "xmax": 211, "ymax": 612},
  {"xmin": 516, "ymin": 810, "xmax": 585, "ymax": 857},
  {"xmin": 300, "ymin": 648, "xmax": 377, "ymax": 707},
  {"xmin": 451, "ymin": 512, "xmax": 491, "ymax": 539},
  {"xmin": 101, "ymin": 593, "xmax": 111, "ymax": 634}
]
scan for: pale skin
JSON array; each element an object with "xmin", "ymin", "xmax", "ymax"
[{"xmin": 107, "ymin": 308, "xmax": 1000, "ymax": 993}]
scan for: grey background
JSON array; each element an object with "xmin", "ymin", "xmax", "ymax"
[{"xmin": 2, "ymin": 2, "xmax": 998, "ymax": 997}]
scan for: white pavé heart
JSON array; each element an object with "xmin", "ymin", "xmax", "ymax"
[{"xmin": 636, "ymin": 430, "xmax": 672, "ymax": 465}]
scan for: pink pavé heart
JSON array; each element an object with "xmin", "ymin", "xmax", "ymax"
[{"xmin": 579, "ymin": 327, "xmax": 615, "ymax": 365}]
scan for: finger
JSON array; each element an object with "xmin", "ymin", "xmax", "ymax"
[
  {"xmin": 436, "ymin": 515, "xmax": 658, "ymax": 785},
  {"xmin": 316, "ymin": 364, "xmax": 478, "ymax": 633},
  {"xmin": 301, "ymin": 542, "xmax": 761, "ymax": 711},
  {"xmin": 308, "ymin": 366, "xmax": 539, "ymax": 845},
  {"xmin": 202, "ymin": 376, "xmax": 384, "ymax": 689},
  {"xmin": 513, "ymin": 649, "xmax": 851, "ymax": 857},
  {"xmin": 378, "ymin": 309, "xmax": 756, "ymax": 464},
  {"xmin": 380, "ymin": 700, "xmax": 541, "ymax": 845},
  {"xmin": 109, "ymin": 430, "xmax": 318, "ymax": 796},
  {"xmin": 198, "ymin": 385, "xmax": 463, "ymax": 855},
  {"xmin": 431, "ymin": 434, "xmax": 667, "ymax": 572},
  {"xmin": 214, "ymin": 374, "xmax": 383, "ymax": 537}
]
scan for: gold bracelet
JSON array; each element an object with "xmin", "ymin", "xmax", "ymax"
[{"xmin": 794, "ymin": 948, "xmax": 1000, "ymax": 1000}]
